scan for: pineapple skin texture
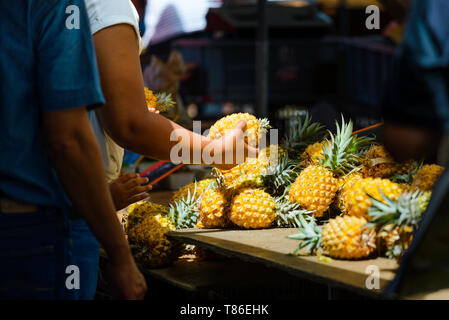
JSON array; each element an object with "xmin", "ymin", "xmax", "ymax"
[
  {"xmin": 289, "ymin": 165, "xmax": 338, "ymax": 217},
  {"xmin": 344, "ymin": 178, "xmax": 403, "ymax": 219},
  {"xmin": 198, "ymin": 188, "xmax": 229, "ymax": 228},
  {"xmin": 170, "ymin": 178, "xmax": 215, "ymax": 204},
  {"xmin": 412, "ymin": 164, "xmax": 445, "ymax": 191},
  {"xmin": 127, "ymin": 214, "xmax": 181, "ymax": 268},
  {"xmin": 208, "ymin": 113, "xmax": 261, "ymax": 146},
  {"xmin": 145, "ymin": 87, "xmax": 157, "ymax": 110},
  {"xmin": 125, "ymin": 201, "xmax": 168, "ymax": 231},
  {"xmin": 258, "ymin": 144, "xmax": 286, "ymax": 162},
  {"xmin": 218, "ymin": 157, "xmax": 268, "ymax": 189},
  {"xmin": 322, "ymin": 216, "xmax": 376, "ymax": 260},
  {"xmin": 334, "ymin": 173, "xmax": 363, "ymax": 212},
  {"xmin": 301, "ymin": 141, "xmax": 326, "ymax": 164},
  {"xmin": 361, "ymin": 145, "xmax": 397, "ymax": 178},
  {"xmin": 229, "ymin": 188, "xmax": 276, "ymax": 229}
]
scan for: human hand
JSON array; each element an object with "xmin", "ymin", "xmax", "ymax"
[
  {"xmin": 207, "ymin": 120, "xmax": 259, "ymax": 170},
  {"xmin": 109, "ymin": 173, "xmax": 152, "ymax": 211},
  {"xmin": 106, "ymin": 257, "xmax": 147, "ymax": 300}
]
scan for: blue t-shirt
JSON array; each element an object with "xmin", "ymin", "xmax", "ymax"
[
  {"xmin": 382, "ymin": 0, "xmax": 449, "ymax": 132},
  {"xmin": 0, "ymin": 0, "xmax": 105, "ymax": 207}
]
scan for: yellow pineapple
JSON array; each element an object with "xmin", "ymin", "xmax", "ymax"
[
  {"xmin": 125, "ymin": 200, "xmax": 168, "ymax": 231},
  {"xmin": 333, "ymin": 172, "xmax": 363, "ymax": 212},
  {"xmin": 301, "ymin": 141, "xmax": 328, "ymax": 164},
  {"xmin": 289, "ymin": 117, "xmax": 374, "ymax": 218},
  {"xmin": 289, "ymin": 165, "xmax": 338, "ymax": 217},
  {"xmin": 217, "ymin": 157, "xmax": 268, "ymax": 190},
  {"xmin": 229, "ymin": 188, "xmax": 276, "ymax": 229},
  {"xmin": 258, "ymin": 144, "xmax": 286, "ymax": 162},
  {"xmin": 344, "ymin": 178, "xmax": 403, "ymax": 220},
  {"xmin": 127, "ymin": 214, "xmax": 182, "ymax": 268},
  {"xmin": 412, "ymin": 164, "xmax": 445, "ymax": 191},
  {"xmin": 208, "ymin": 113, "xmax": 270, "ymax": 147},
  {"xmin": 361, "ymin": 145, "xmax": 397, "ymax": 178},
  {"xmin": 170, "ymin": 179, "xmax": 216, "ymax": 204},
  {"xmin": 321, "ymin": 216, "xmax": 376, "ymax": 260},
  {"xmin": 197, "ymin": 188, "xmax": 229, "ymax": 228}
]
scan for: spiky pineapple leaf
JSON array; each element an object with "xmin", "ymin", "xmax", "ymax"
[
  {"xmin": 320, "ymin": 115, "xmax": 374, "ymax": 176},
  {"xmin": 155, "ymin": 92, "xmax": 176, "ymax": 112},
  {"xmin": 282, "ymin": 111, "xmax": 325, "ymax": 159},
  {"xmin": 288, "ymin": 214, "xmax": 321, "ymax": 255}
]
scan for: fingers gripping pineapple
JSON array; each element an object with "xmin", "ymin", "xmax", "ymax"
[
  {"xmin": 289, "ymin": 117, "xmax": 373, "ymax": 217},
  {"xmin": 208, "ymin": 113, "xmax": 270, "ymax": 147},
  {"xmin": 198, "ymin": 188, "xmax": 229, "ymax": 228},
  {"xmin": 229, "ymin": 188, "xmax": 276, "ymax": 229},
  {"xmin": 344, "ymin": 178, "xmax": 403, "ymax": 220}
]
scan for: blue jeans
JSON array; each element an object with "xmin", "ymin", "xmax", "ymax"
[{"xmin": 0, "ymin": 208, "xmax": 99, "ymax": 300}]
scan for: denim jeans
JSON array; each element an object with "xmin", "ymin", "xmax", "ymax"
[{"xmin": 0, "ymin": 207, "xmax": 99, "ymax": 300}]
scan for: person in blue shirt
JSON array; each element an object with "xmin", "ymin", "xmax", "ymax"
[
  {"xmin": 381, "ymin": 0, "xmax": 449, "ymax": 298},
  {"xmin": 0, "ymin": 0, "xmax": 146, "ymax": 299}
]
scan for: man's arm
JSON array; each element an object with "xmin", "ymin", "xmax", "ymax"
[
  {"xmin": 93, "ymin": 24, "xmax": 256, "ymax": 170},
  {"xmin": 43, "ymin": 106, "xmax": 147, "ymax": 299}
]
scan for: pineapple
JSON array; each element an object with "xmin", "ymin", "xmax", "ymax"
[
  {"xmin": 145, "ymin": 87, "xmax": 175, "ymax": 113},
  {"xmin": 344, "ymin": 178, "xmax": 403, "ymax": 220},
  {"xmin": 215, "ymin": 157, "xmax": 268, "ymax": 190},
  {"xmin": 289, "ymin": 116, "xmax": 374, "ymax": 217},
  {"xmin": 282, "ymin": 112, "xmax": 325, "ymax": 159},
  {"xmin": 367, "ymin": 190, "xmax": 431, "ymax": 260},
  {"xmin": 322, "ymin": 216, "xmax": 376, "ymax": 260},
  {"xmin": 208, "ymin": 113, "xmax": 270, "ymax": 147},
  {"xmin": 301, "ymin": 140, "xmax": 329, "ymax": 165},
  {"xmin": 258, "ymin": 144, "xmax": 287, "ymax": 162},
  {"xmin": 125, "ymin": 201, "xmax": 168, "ymax": 231},
  {"xmin": 289, "ymin": 165, "xmax": 338, "ymax": 217},
  {"xmin": 229, "ymin": 188, "xmax": 276, "ymax": 229},
  {"xmin": 333, "ymin": 172, "xmax": 363, "ymax": 212},
  {"xmin": 288, "ymin": 214, "xmax": 376, "ymax": 260},
  {"xmin": 170, "ymin": 178, "xmax": 216, "ymax": 204},
  {"xmin": 412, "ymin": 164, "xmax": 445, "ymax": 191},
  {"xmin": 127, "ymin": 214, "xmax": 182, "ymax": 268},
  {"xmin": 361, "ymin": 145, "xmax": 397, "ymax": 178},
  {"xmin": 197, "ymin": 188, "xmax": 229, "ymax": 228}
]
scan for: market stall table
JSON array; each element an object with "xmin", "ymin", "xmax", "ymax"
[{"xmin": 167, "ymin": 228, "xmax": 398, "ymax": 298}]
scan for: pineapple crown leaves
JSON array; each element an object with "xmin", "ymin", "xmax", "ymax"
[
  {"xmin": 282, "ymin": 111, "xmax": 325, "ymax": 157},
  {"xmin": 366, "ymin": 190, "xmax": 428, "ymax": 233},
  {"xmin": 319, "ymin": 115, "xmax": 375, "ymax": 176},
  {"xmin": 258, "ymin": 118, "xmax": 272, "ymax": 133},
  {"xmin": 155, "ymin": 92, "xmax": 176, "ymax": 112},
  {"xmin": 167, "ymin": 185, "xmax": 200, "ymax": 229},
  {"xmin": 274, "ymin": 192, "xmax": 313, "ymax": 228},
  {"xmin": 262, "ymin": 154, "xmax": 300, "ymax": 196},
  {"xmin": 288, "ymin": 214, "xmax": 322, "ymax": 255}
]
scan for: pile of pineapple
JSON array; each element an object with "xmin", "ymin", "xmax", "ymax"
[{"xmin": 124, "ymin": 112, "xmax": 446, "ymax": 268}]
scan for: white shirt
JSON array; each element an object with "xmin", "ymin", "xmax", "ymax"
[{"xmin": 85, "ymin": 0, "xmax": 143, "ymax": 182}]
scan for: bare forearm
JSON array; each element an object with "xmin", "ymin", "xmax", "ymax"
[
  {"xmin": 46, "ymin": 125, "xmax": 131, "ymax": 264},
  {"xmin": 103, "ymin": 111, "xmax": 210, "ymax": 163}
]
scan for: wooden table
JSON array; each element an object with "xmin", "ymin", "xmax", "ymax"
[{"xmin": 167, "ymin": 228, "xmax": 398, "ymax": 298}]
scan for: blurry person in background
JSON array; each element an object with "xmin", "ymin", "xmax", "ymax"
[
  {"xmin": 381, "ymin": 0, "xmax": 449, "ymax": 298},
  {"xmin": 0, "ymin": 0, "xmax": 146, "ymax": 299}
]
